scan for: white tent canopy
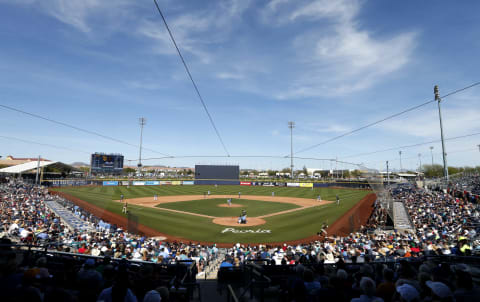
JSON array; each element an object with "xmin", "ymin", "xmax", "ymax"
[{"xmin": 0, "ymin": 161, "xmax": 57, "ymax": 174}]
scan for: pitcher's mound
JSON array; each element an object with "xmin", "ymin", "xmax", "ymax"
[
  {"xmin": 217, "ymin": 204, "xmax": 243, "ymax": 208},
  {"xmin": 212, "ymin": 217, "xmax": 266, "ymax": 226}
]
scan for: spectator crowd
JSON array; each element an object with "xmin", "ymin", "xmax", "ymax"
[{"xmin": 1, "ymin": 177, "xmax": 480, "ymax": 301}]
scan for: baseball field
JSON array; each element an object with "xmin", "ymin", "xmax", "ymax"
[{"xmin": 51, "ymin": 185, "xmax": 373, "ymax": 245}]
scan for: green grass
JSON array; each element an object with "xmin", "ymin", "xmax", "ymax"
[
  {"xmin": 52, "ymin": 185, "xmax": 370, "ymax": 243},
  {"xmin": 155, "ymin": 198, "xmax": 300, "ymax": 217}
]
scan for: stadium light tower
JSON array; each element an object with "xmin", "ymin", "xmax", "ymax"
[
  {"xmin": 386, "ymin": 160, "xmax": 389, "ymax": 185},
  {"xmin": 434, "ymin": 85, "xmax": 449, "ymax": 181},
  {"xmin": 138, "ymin": 117, "xmax": 146, "ymax": 174},
  {"xmin": 288, "ymin": 121, "xmax": 295, "ymax": 179},
  {"xmin": 418, "ymin": 153, "xmax": 422, "ymax": 172},
  {"xmin": 399, "ymin": 150, "xmax": 403, "ymax": 172}
]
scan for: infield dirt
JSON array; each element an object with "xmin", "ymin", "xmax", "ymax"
[{"xmin": 118, "ymin": 195, "xmax": 333, "ymax": 225}]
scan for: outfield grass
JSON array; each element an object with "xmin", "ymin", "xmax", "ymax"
[
  {"xmin": 155, "ymin": 198, "xmax": 300, "ymax": 217},
  {"xmin": 52, "ymin": 185, "xmax": 370, "ymax": 243}
]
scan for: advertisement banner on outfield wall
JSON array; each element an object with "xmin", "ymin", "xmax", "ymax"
[
  {"xmin": 121, "ymin": 181, "xmax": 130, "ymax": 186},
  {"xmin": 145, "ymin": 181, "xmax": 160, "ymax": 186},
  {"xmin": 103, "ymin": 181, "xmax": 118, "ymax": 186},
  {"xmin": 171, "ymin": 181, "xmax": 181, "ymax": 186},
  {"xmin": 160, "ymin": 181, "xmax": 172, "ymax": 185},
  {"xmin": 133, "ymin": 181, "xmax": 145, "ymax": 186},
  {"xmin": 299, "ymin": 183, "xmax": 313, "ymax": 188},
  {"xmin": 287, "ymin": 182, "xmax": 300, "ymax": 187},
  {"xmin": 240, "ymin": 182, "xmax": 251, "ymax": 186},
  {"xmin": 182, "ymin": 181, "xmax": 194, "ymax": 185}
]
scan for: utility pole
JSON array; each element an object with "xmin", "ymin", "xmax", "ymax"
[
  {"xmin": 418, "ymin": 153, "xmax": 422, "ymax": 172},
  {"xmin": 430, "ymin": 146, "xmax": 434, "ymax": 166},
  {"xmin": 434, "ymin": 85, "xmax": 449, "ymax": 181},
  {"xmin": 35, "ymin": 155, "xmax": 40, "ymax": 186},
  {"xmin": 288, "ymin": 121, "xmax": 295, "ymax": 179},
  {"xmin": 399, "ymin": 150, "xmax": 403, "ymax": 172},
  {"xmin": 335, "ymin": 156, "xmax": 338, "ymax": 179},
  {"xmin": 386, "ymin": 160, "xmax": 390, "ymax": 186},
  {"xmin": 138, "ymin": 117, "xmax": 146, "ymax": 175}
]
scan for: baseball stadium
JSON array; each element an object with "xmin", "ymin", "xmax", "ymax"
[
  {"xmin": 50, "ymin": 181, "xmax": 375, "ymax": 246},
  {"xmin": 2, "ymin": 1, "xmax": 480, "ymax": 301}
]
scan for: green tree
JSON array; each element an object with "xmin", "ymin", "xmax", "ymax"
[
  {"xmin": 123, "ymin": 167, "xmax": 136, "ymax": 174},
  {"xmin": 423, "ymin": 164, "xmax": 444, "ymax": 178},
  {"xmin": 350, "ymin": 170, "xmax": 362, "ymax": 178},
  {"xmin": 267, "ymin": 170, "xmax": 277, "ymax": 177}
]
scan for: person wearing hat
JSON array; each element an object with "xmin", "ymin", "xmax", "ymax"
[
  {"xmin": 395, "ymin": 283, "xmax": 420, "ymax": 302},
  {"xmin": 77, "ymin": 258, "xmax": 103, "ymax": 301},
  {"xmin": 426, "ymin": 281, "xmax": 453, "ymax": 301}
]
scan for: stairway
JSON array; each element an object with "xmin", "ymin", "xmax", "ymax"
[{"xmin": 393, "ymin": 201, "xmax": 414, "ymax": 230}]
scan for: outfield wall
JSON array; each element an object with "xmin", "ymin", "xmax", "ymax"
[{"xmin": 47, "ymin": 179, "xmax": 372, "ymax": 190}]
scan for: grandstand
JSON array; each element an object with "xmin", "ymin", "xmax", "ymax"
[{"xmin": 1, "ymin": 176, "xmax": 480, "ymax": 301}]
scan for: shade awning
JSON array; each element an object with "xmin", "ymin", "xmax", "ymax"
[{"xmin": 0, "ymin": 161, "xmax": 56, "ymax": 173}]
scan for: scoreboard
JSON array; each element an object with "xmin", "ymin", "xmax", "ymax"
[
  {"xmin": 90, "ymin": 153, "xmax": 124, "ymax": 174},
  {"xmin": 195, "ymin": 165, "xmax": 239, "ymax": 180}
]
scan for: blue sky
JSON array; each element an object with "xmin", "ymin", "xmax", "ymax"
[{"xmin": 1, "ymin": 0, "xmax": 479, "ymax": 171}]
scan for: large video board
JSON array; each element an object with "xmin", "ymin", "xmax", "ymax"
[{"xmin": 91, "ymin": 153, "xmax": 124, "ymax": 174}]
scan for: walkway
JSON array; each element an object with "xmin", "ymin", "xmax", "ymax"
[
  {"xmin": 44, "ymin": 199, "xmax": 93, "ymax": 231},
  {"xmin": 393, "ymin": 201, "xmax": 414, "ymax": 230}
]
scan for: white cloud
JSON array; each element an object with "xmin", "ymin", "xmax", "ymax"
[
  {"xmin": 289, "ymin": 0, "xmax": 359, "ymax": 22},
  {"xmin": 379, "ymin": 107, "xmax": 480, "ymax": 139},
  {"xmin": 136, "ymin": 0, "xmax": 251, "ymax": 63},
  {"xmin": 125, "ymin": 80, "xmax": 165, "ymax": 91},
  {"xmin": 3, "ymin": 0, "xmax": 137, "ymax": 33},
  {"xmin": 261, "ymin": 0, "xmax": 417, "ymax": 99},
  {"xmin": 312, "ymin": 124, "xmax": 351, "ymax": 133},
  {"xmin": 216, "ymin": 72, "xmax": 244, "ymax": 80}
]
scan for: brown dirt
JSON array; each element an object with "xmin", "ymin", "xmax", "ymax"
[
  {"xmin": 217, "ymin": 204, "xmax": 243, "ymax": 208},
  {"xmin": 122, "ymin": 195, "xmax": 333, "ymax": 221},
  {"xmin": 325, "ymin": 192, "xmax": 376, "ymax": 237},
  {"xmin": 212, "ymin": 217, "xmax": 266, "ymax": 226},
  {"xmin": 120, "ymin": 195, "xmax": 325, "ymax": 207}
]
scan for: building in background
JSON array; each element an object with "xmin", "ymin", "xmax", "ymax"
[{"xmin": 0, "ymin": 155, "xmax": 51, "ymax": 167}]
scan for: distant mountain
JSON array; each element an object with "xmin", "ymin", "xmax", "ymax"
[{"xmin": 71, "ymin": 162, "xmax": 89, "ymax": 167}]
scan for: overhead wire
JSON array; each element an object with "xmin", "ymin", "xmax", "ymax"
[
  {"xmin": 0, "ymin": 135, "xmax": 90, "ymax": 155},
  {"xmin": 125, "ymin": 154, "xmax": 363, "ymax": 167},
  {"xmin": 340, "ymin": 131, "xmax": 480, "ymax": 159},
  {"xmin": 361, "ymin": 146, "xmax": 480, "ymax": 166},
  {"xmin": 0, "ymin": 104, "xmax": 171, "ymax": 157},
  {"xmin": 153, "ymin": 0, "xmax": 230, "ymax": 157},
  {"xmin": 293, "ymin": 81, "xmax": 480, "ymax": 156}
]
